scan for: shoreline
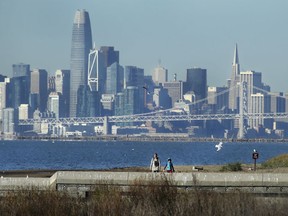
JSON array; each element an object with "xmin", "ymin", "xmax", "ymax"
[
  {"xmin": 3, "ymin": 136, "xmax": 288, "ymax": 143},
  {"xmin": 1, "ymin": 164, "xmax": 287, "ymax": 178}
]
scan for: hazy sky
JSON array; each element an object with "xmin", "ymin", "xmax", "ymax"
[{"xmin": 0, "ymin": 0, "xmax": 288, "ymax": 92}]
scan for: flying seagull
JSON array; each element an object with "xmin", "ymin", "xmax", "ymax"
[
  {"xmin": 215, "ymin": 142, "xmax": 223, "ymax": 151},
  {"xmin": 142, "ymin": 86, "xmax": 151, "ymax": 95},
  {"xmin": 142, "ymin": 86, "xmax": 159, "ymax": 96}
]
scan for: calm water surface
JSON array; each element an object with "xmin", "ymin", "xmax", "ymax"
[{"xmin": 0, "ymin": 140, "xmax": 288, "ymax": 170}]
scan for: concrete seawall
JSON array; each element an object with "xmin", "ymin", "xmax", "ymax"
[{"xmin": 1, "ymin": 171, "xmax": 288, "ymax": 197}]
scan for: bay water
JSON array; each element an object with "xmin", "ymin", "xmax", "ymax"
[{"xmin": 0, "ymin": 140, "xmax": 287, "ymax": 170}]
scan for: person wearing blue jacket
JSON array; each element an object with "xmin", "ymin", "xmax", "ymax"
[{"xmin": 163, "ymin": 158, "xmax": 175, "ymax": 173}]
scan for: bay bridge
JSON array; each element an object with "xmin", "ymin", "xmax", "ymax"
[{"xmin": 18, "ymin": 83, "xmax": 288, "ymax": 139}]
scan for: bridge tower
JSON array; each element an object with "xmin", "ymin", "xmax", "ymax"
[{"xmin": 238, "ymin": 81, "xmax": 248, "ymax": 139}]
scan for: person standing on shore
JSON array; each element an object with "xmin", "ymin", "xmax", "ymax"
[
  {"xmin": 150, "ymin": 153, "xmax": 161, "ymax": 172},
  {"xmin": 163, "ymin": 158, "xmax": 175, "ymax": 173}
]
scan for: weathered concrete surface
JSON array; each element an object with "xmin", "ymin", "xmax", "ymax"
[
  {"xmin": 0, "ymin": 177, "xmax": 50, "ymax": 190},
  {"xmin": 52, "ymin": 171, "xmax": 288, "ymax": 186},
  {"xmin": 1, "ymin": 171, "xmax": 288, "ymax": 196}
]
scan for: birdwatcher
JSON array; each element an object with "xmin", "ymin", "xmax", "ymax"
[
  {"xmin": 163, "ymin": 158, "xmax": 175, "ymax": 173},
  {"xmin": 150, "ymin": 153, "xmax": 161, "ymax": 172}
]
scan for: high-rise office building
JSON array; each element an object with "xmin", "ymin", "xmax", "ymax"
[
  {"xmin": 47, "ymin": 92, "xmax": 60, "ymax": 119},
  {"xmin": 12, "ymin": 63, "xmax": 30, "ymax": 77},
  {"xmin": 18, "ymin": 104, "xmax": 29, "ymax": 120},
  {"xmin": 0, "ymin": 79, "xmax": 9, "ymax": 111},
  {"xmin": 9, "ymin": 76, "xmax": 29, "ymax": 109},
  {"xmin": 185, "ymin": 67, "xmax": 207, "ymax": 101},
  {"xmin": 76, "ymin": 85, "xmax": 99, "ymax": 117},
  {"xmin": 30, "ymin": 69, "xmax": 48, "ymax": 112},
  {"xmin": 270, "ymin": 92, "xmax": 285, "ymax": 113},
  {"xmin": 228, "ymin": 44, "xmax": 241, "ymax": 111},
  {"xmin": 114, "ymin": 92, "xmax": 125, "ymax": 116},
  {"xmin": 2, "ymin": 108, "xmax": 14, "ymax": 135},
  {"xmin": 240, "ymin": 70, "xmax": 263, "ymax": 113},
  {"xmin": 115, "ymin": 87, "xmax": 139, "ymax": 126},
  {"xmin": 100, "ymin": 46, "xmax": 119, "ymax": 68},
  {"xmin": 207, "ymin": 86, "xmax": 229, "ymax": 111},
  {"xmin": 124, "ymin": 66, "xmax": 144, "ymax": 112},
  {"xmin": 48, "ymin": 76, "xmax": 56, "ymax": 93},
  {"xmin": 12, "ymin": 64, "xmax": 31, "ymax": 102},
  {"xmin": 0, "ymin": 75, "xmax": 7, "ymax": 82},
  {"xmin": 163, "ymin": 81, "xmax": 183, "ymax": 108},
  {"xmin": 106, "ymin": 62, "xmax": 124, "ymax": 95},
  {"xmin": 152, "ymin": 65, "xmax": 168, "ymax": 85},
  {"xmin": 70, "ymin": 9, "xmax": 92, "ymax": 117},
  {"xmin": 250, "ymin": 93, "xmax": 270, "ymax": 129},
  {"xmin": 124, "ymin": 66, "xmax": 144, "ymax": 88},
  {"xmin": 55, "ymin": 70, "xmax": 70, "ymax": 117},
  {"xmin": 124, "ymin": 86, "xmax": 140, "ymax": 115},
  {"xmin": 88, "ymin": 48, "xmax": 105, "ymax": 93}
]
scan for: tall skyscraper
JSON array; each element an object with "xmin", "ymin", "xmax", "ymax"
[
  {"xmin": 162, "ymin": 81, "xmax": 183, "ymax": 108},
  {"xmin": 228, "ymin": 44, "xmax": 240, "ymax": 111},
  {"xmin": 124, "ymin": 66, "xmax": 145, "ymax": 113},
  {"xmin": 87, "ymin": 48, "xmax": 105, "ymax": 93},
  {"xmin": 100, "ymin": 46, "xmax": 119, "ymax": 68},
  {"xmin": 207, "ymin": 86, "xmax": 229, "ymax": 111},
  {"xmin": 185, "ymin": 67, "xmax": 207, "ymax": 100},
  {"xmin": 124, "ymin": 66, "xmax": 144, "ymax": 89},
  {"xmin": 12, "ymin": 63, "xmax": 30, "ymax": 78},
  {"xmin": 9, "ymin": 76, "xmax": 30, "ymax": 109},
  {"xmin": 30, "ymin": 69, "xmax": 48, "ymax": 112},
  {"xmin": 115, "ymin": 87, "xmax": 139, "ymax": 126},
  {"xmin": 55, "ymin": 70, "xmax": 70, "ymax": 117},
  {"xmin": 12, "ymin": 63, "xmax": 31, "ymax": 106},
  {"xmin": 2, "ymin": 108, "xmax": 14, "ymax": 135},
  {"xmin": 250, "ymin": 93, "xmax": 270, "ymax": 129},
  {"xmin": 152, "ymin": 64, "xmax": 168, "ymax": 86},
  {"xmin": 70, "ymin": 9, "xmax": 92, "ymax": 117},
  {"xmin": 240, "ymin": 70, "xmax": 263, "ymax": 112},
  {"xmin": 0, "ymin": 78, "xmax": 10, "ymax": 120},
  {"xmin": 106, "ymin": 62, "xmax": 124, "ymax": 95},
  {"xmin": 18, "ymin": 104, "xmax": 29, "ymax": 120}
]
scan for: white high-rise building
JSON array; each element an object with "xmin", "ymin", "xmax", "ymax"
[
  {"xmin": 55, "ymin": 69, "xmax": 70, "ymax": 117},
  {"xmin": 152, "ymin": 65, "xmax": 168, "ymax": 85},
  {"xmin": 18, "ymin": 104, "xmax": 29, "ymax": 120},
  {"xmin": 240, "ymin": 70, "xmax": 263, "ymax": 113},
  {"xmin": 2, "ymin": 108, "xmax": 14, "ymax": 135},
  {"xmin": 228, "ymin": 44, "xmax": 240, "ymax": 111},
  {"xmin": 48, "ymin": 92, "xmax": 60, "ymax": 119},
  {"xmin": 0, "ymin": 78, "xmax": 9, "ymax": 120},
  {"xmin": 250, "ymin": 93, "xmax": 264, "ymax": 129},
  {"xmin": 88, "ymin": 48, "xmax": 105, "ymax": 92}
]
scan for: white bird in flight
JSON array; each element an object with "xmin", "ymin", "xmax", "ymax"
[{"xmin": 215, "ymin": 142, "xmax": 223, "ymax": 151}]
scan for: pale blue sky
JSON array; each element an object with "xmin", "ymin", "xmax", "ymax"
[{"xmin": 0, "ymin": 0, "xmax": 288, "ymax": 92}]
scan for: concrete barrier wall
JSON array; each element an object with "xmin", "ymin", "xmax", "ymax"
[
  {"xmin": 54, "ymin": 171, "xmax": 288, "ymax": 187},
  {"xmin": 0, "ymin": 177, "xmax": 50, "ymax": 190},
  {"xmin": 1, "ymin": 171, "xmax": 288, "ymax": 192}
]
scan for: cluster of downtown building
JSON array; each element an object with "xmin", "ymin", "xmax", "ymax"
[{"xmin": 1, "ymin": 9, "xmax": 288, "ymax": 139}]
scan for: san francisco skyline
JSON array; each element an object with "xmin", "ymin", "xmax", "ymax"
[{"xmin": 0, "ymin": 0, "xmax": 288, "ymax": 92}]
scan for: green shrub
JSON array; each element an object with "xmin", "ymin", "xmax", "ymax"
[{"xmin": 220, "ymin": 162, "xmax": 242, "ymax": 171}]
